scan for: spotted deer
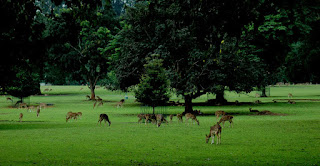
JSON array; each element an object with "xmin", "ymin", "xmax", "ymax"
[
  {"xmin": 18, "ymin": 103, "xmax": 28, "ymax": 109},
  {"xmin": 176, "ymin": 113, "xmax": 183, "ymax": 123},
  {"xmin": 169, "ymin": 114, "xmax": 174, "ymax": 122},
  {"xmin": 36, "ymin": 108, "xmax": 40, "ymax": 117},
  {"xmin": 116, "ymin": 99, "xmax": 125, "ymax": 108},
  {"xmin": 98, "ymin": 114, "xmax": 111, "ymax": 126},
  {"xmin": 206, "ymin": 122, "xmax": 222, "ymax": 144},
  {"xmin": 66, "ymin": 112, "xmax": 79, "ymax": 122},
  {"xmin": 218, "ymin": 115, "xmax": 234, "ymax": 128},
  {"xmin": 215, "ymin": 111, "xmax": 226, "ymax": 120},
  {"xmin": 185, "ymin": 113, "xmax": 199, "ymax": 125}
]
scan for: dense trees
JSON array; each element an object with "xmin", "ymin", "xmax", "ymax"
[{"xmin": 1, "ymin": 0, "xmax": 319, "ymax": 110}]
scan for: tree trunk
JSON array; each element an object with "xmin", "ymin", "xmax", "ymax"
[
  {"xmin": 260, "ymin": 86, "xmax": 267, "ymax": 97},
  {"xmin": 89, "ymin": 80, "xmax": 96, "ymax": 100},
  {"xmin": 215, "ymin": 89, "xmax": 227, "ymax": 104},
  {"xmin": 184, "ymin": 95, "xmax": 193, "ymax": 113}
]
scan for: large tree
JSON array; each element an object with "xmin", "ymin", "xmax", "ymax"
[{"xmin": 114, "ymin": 0, "xmax": 265, "ymax": 112}]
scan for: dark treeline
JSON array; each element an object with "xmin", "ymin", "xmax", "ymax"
[{"xmin": 0, "ymin": 0, "xmax": 319, "ymax": 111}]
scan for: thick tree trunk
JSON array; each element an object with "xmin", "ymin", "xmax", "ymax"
[
  {"xmin": 215, "ymin": 90, "xmax": 227, "ymax": 104},
  {"xmin": 260, "ymin": 86, "xmax": 267, "ymax": 97},
  {"xmin": 88, "ymin": 80, "xmax": 96, "ymax": 100},
  {"xmin": 184, "ymin": 95, "xmax": 193, "ymax": 113}
]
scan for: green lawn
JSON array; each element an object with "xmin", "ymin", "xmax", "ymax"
[{"xmin": 1, "ymin": 85, "xmax": 320, "ymax": 165}]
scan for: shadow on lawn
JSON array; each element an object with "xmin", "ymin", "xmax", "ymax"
[{"xmin": 0, "ymin": 121, "xmax": 75, "ymax": 130}]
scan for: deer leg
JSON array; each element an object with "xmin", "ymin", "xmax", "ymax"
[{"xmin": 211, "ymin": 135, "xmax": 215, "ymax": 144}]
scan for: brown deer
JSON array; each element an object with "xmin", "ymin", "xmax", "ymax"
[
  {"xmin": 19, "ymin": 113, "xmax": 23, "ymax": 122},
  {"xmin": 39, "ymin": 103, "xmax": 47, "ymax": 109},
  {"xmin": 176, "ymin": 113, "xmax": 183, "ymax": 123},
  {"xmin": 249, "ymin": 108, "xmax": 259, "ymax": 112},
  {"xmin": 215, "ymin": 111, "xmax": 226, "ymax": 120},
  {"xmin": 137, "ymin": 113, "xmax": 146, "ymax": 124},
  {"xmin": 288, "ymin": 100, "xmax": 296, "ymax": 104},
  {"xmin": 116, "ymin": 99, "xmax": 125, "ymax": 108},
  {"xmin": 18, "ymin": 103, "xmax": 28, "ymax": 109},
  {"xmin": 185, "ymin": 113, "xmax": 199, "ymax": 125},
  {"xmin": 28, "ymin": 106, "xmax": 35, "ymax": 112},
  {"xmin": 66, "ymin": 112, "xmax": 79, "ymax": 122},
  {"xmin": 98, "ymin": 114, "xmax": 111, "ymax": 126},
  {"xmin": 206, "ymin": 122, "xmax": 222, "ymax": 144},
  {"xmin": 218, "ymin": 115, "xmax": 234, "ymax": 128},
  {"xmin": 36, "ymin": 108, "xmax": 41, "ymax": 117},
  {"xmin": 77, "ymin": 112, "xmax": 82, "ymax": 118},
  {"xmin": 156, "ymin": 114, "xmax": 168, "ymax": 127},
  {"xmin": 144, "ymin": 114, "xmax": 156, "ymax": 125},
  {"xmin": 288, "ymin": 93, "xmax": 293, "ymax": 98}
]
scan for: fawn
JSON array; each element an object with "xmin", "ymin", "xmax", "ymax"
[
  {"xmin": 218, "ymin": 115, "xmax": 233, "ymax": 128},
  {"xmin": 98, "ymin": 114, "xmax": 111, "ymax": 126},
  {"xmin": 185, "ymin": 113, "xmax": 199, "ymax": 125},
  {"xmin": 206, "ymin": 122, "xmax": 222, "ymax": 144},
  {"xmin": 215, "ymin": 111, "xmax": 226, "ymax": 120}
]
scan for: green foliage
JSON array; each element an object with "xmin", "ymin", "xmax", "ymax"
[{"xmin": 135, "ymin": 54, "xmax": 170, "ymax": 107}]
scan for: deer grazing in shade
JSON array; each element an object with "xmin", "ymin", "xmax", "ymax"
[
  {"xmin": 249, "ymin": 108, "xmax": 259, "ymax": 113},
  {"xmin": 185, "ymin": 113, "xmax": 199, "ymax": 125},
  {"xmin": 215, "ymin": 110, "xmax": 226, "ymax": 120},
  {"xmin": 98, "ymin": 114, "xmax": 111, "ymax": 126},
  {"xmin": 176, "ymin": 113, "xmax": 183, "ymax": 123},
  {"xmin": 206, "ymin": 122, "xmax": 222, "ymax": 145},
  {"xmin": 218, "ymin": 115, "xmax": 234, "ymax": 128},
  {"xmin": 19, "ymin": 113, "xmax": 23, "ymax": 122}
]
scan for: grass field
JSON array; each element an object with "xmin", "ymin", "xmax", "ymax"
[{"xmin": 1, "ymin": 85, "xmax": 320, "ymax": 165}]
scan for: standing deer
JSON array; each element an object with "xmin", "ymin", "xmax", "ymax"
[
  {"xmin": 215, "ymin": 111, "xmax": 226, "ymax": 120},
  {"xmin": 288, "ymin": 93, "xmax": 293, "ymax": 98},
  {"xmin": 19, "ymin": 113, "xmax": 23, "ymax": 122},
  {"xmin": 176, "ymin": 113, "xmax": 183, "ymax": 123},
  {"xmin": 116, "ymin": 99, "xmax": 125, "ymax": 108},
  {"xmin": 218, "ymin": 115, "xmax": 234, "ymax": 128},
  {"xmin": 206, "ymin": 123, "xmax": 222, "ymax": 145},
  {"xmin": 36, "ymin": 108, "xmax": 41, "ymax": 117},
  {"xmin": 169, "ymin": 114, "xmax": 174, "ymax": 122},
  {"xmin": 39, "ymin": 103, "xmax": 47, "ymax": 109},
  {"xmin": 98, "ymin": 114, "xmax": 111, "ymax": 126},
  {"xmin": 185, "ymin": 113, "xmax": 199, "ymax": 125}
]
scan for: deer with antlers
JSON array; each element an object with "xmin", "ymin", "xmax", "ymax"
[{"xmin": 206, "ymin": 122, "xmax": 222, "ymax": 144}]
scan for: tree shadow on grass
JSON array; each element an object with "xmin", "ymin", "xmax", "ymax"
[{"xmin": 0, "ymin": 121, "xmax": 75, "ymax": 131}]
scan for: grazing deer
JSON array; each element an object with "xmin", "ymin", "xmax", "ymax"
[
  {"xmin": 19, "ymin": 113, "xmax": 23, "ymax": 122},
  {"xmin": 137, "ymin": 113, "xmax": 146, "ymax": 124},
  {"xmin": 185, "ymin": 113, "xmax": 199, "ymax": 125},
  {"xmin": 144, "ymin": 114, "xmax": 156, "ymax": 125},
  {"xmin": 288, "ymin": 93, "xmax": 293, "ymax": 98},
  {"xmin": 206, "ymin": 123, "xmax": 222, "ymax": 145},
  {"xmin": 98, "ymin": 114, "xmax": 111, "ymax": 126},
  {"xmin": 156, "ymin": 114, "xmax": 168, "ymax": 127},
  {"xmin": 249, "ymin": 108, "xmax": 259, "ymax": 112},
  {"xmin": 215, "ymin": 111, "xmax": 226, "ymax": 120},
  {"xmin": 6, "ymin": 97, "xmax": 13, "ymax": 102},
  {"xmin": 218, "ymin": 115, "xmax": 233, "ymax": 128},
  {"xmin": 176, "ymin": 113, "xmax": 183, "ymax": 123},
  {"xmin": 116, "ymin": 99, "xmax": 125, "ymax": 108},
  {"xmin": 66, "ymin": 112, "xmax": 79, "ymax": 122},
  {"xmin": 36, "ymin": 108, "xmax": 41, "ymax": 117},
  {"xmin": 18, "ymin": 103, "xmax": 28, "ymax": 109},
  {"xmin": 39, "ymin": 103, "xmax": 47, "ymax": 109}
]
